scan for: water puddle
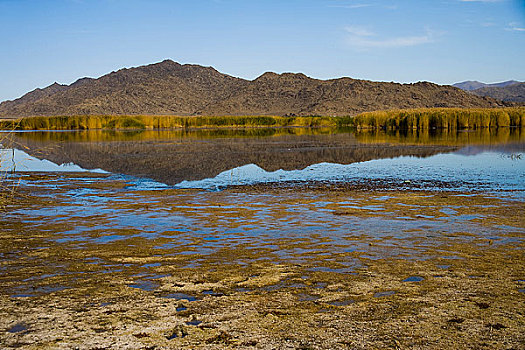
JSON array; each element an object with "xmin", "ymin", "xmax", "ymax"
[
  {"xmin": 202, "ymin": 290, "xmax": 224, "ymax": 297},
  {"xmin": 403, "ymin": 276, "xmax": 424, "ymax": 282},
  {"xmin": 10, "ymin": 294, "xmax": 35, "ymax": 298},
  {"xmin": 142, "ymin": 263, "xmax": 161, "ymax": 268},
  {"xmin": 437, "ymin": 265, "xmax": 451, "ymax": 269},
  {"xmin": 308, "ymin": 266, "xmax": 355, "ymax": 274},
  {"xmin": 296, "ymin": 293, "xmax": 320, "ymax": 301},
  {"xmin": 128, "ymin": 280, "xmax": 159, "ymax": 292},
  {"xmin": 7, "ymin": 323, "xmax": 28, "ymax": 333},
  {"xmin": 327, "ymin": 299, "xmax": 354, "ymax": 306},
  {"xmin": 185, "ymin": 319, "xmax": 202, "ymax": 326},
  {"xmin": 160, "ymin": 293, "xmax": 198, "ymax": 302},
  {"xmin": 374, "ymin": 291, "xmax": 396, "ymax": 298}
]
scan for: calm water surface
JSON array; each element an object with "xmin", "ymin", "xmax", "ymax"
[{"xmin": 2, "ymin": 128, "xmax": 524, "ymax": 192}]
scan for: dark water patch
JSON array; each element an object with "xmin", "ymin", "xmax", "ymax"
[
  {"xmin": 308, "ymin": 266, "xmax": 354, "ymax": 273},
  {"xmin": 202, "ymin": 290, "xmax": 224, "ymax": 297},
  {"xmin": 519, "ymin": 289, "xmax": 525, "ymax": 293},
  {"xmin": 161, "ymin": 293, "xmax": 198, "ymax": 302},
  {"xmin": 261, "ymin": 283, "xmax": 287, "ymax": 292},
  {"xmin": 176, "ymin": 306, "xmax": 188, "ymax": 312},
  {"xmin": 167, "ymin": 332, "xmax": 180, "ymax": 340},
  {"xmin": 403, "ymin": 276, "xmax": 424, "ymax": 282},
  {"xmin": 296, "ymin": 293, "xmax": 320, "ymax": 301},
  {"xmin": 11, "ymin": 294, "xmax": 35, "ymax": 298},
  {"xmin": 374, "ymin": 291, "xmax": 396, "ymax": 298},
  {"xmin": 143, "ymin": 274, "xmax": 169, "ymax": 280},
  {"xmin": 234, "ymin": 287, "xmax": 252, "ymax": 293},
  {"xmin": 142, "ymin": 263, "xmax": 161, "ymax": 268},
  {"xmin": 22, "ymin": 273, "xmax": 58, "ymax": 282},
  {"xmin": 7, "ymin": 323, "xmax": 28, "ymax": 333},
  {"xmin": 437, "ymin": 265, "xmax": 450, "ymax": 269},
  {"xmin": 317, "ymin": 308, "xmax": 332, "ymax": 313},
  {"xmin": 186, "ymin": 319, "xmax": 202, "ymax": 326},
  {"xmin": 327, "ymin": 299, "xmax": 354, "ymax": 306},
  {"xmin": 128, "ymin": 280, "xmax": 159, "ymax": 292},
  {"xmin": 10, "ymin": 284, "xmax": 68, "ymax": 298}
]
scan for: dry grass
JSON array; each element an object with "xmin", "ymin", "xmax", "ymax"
[
  {"xmin": 352, "ymin": 107, "xmax": 525, "ymax": 129},
  {"xmin": 0, "ymin": 108, "xmax": 524, "ymax": 131}
]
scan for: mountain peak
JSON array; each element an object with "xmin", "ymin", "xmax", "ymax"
[
  {"xmin": 156, "ymin": 59, "xmax": 181, "ymax": 67},
  {"xmin": 255, "ymin": 72, "xmax": 280, "ymax": 81}
]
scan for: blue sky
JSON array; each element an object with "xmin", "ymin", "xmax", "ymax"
[{"xmin": 0, "ymin": 0, "xmax": 524, "ymax": 102}]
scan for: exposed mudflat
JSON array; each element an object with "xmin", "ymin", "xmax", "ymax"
[{"xmin": 1, "ymin": 173, "xmax": 524, "ymax": 349}]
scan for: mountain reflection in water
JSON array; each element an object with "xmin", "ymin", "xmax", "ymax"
[{"xmin": 8, "ymin": 127, "xmax": 525, "ymax": 187}]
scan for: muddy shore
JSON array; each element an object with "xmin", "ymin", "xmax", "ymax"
[{"xmin": 1, "ymin": 173, "xmax": 524, "ymax": 349}]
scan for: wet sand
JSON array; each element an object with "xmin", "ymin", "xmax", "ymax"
[{"xmin": 1, "ymin": 173, "xmax": 524, "ymax": 349}]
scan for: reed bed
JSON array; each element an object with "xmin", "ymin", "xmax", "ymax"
[
  {"xmin": 352, "ymin": 107, "xmax": 525, "ymax": 130},
  {"xmin": 0, "ymin": 107, "xmax": 523, "ymax": 131}
]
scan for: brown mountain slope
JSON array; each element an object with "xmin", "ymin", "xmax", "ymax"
[{"xmin": 0, "ymin": 59, "xmax": 506, "ymax": 118}]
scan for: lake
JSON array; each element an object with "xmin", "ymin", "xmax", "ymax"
[{"xmin": 1, "ymin": 127, "xmax": 524, "ymax": 349}]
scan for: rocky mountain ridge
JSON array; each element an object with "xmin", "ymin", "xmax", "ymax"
[{"xmin": 0, "ymin": 60, "xmax": 509, "ymax": 118}]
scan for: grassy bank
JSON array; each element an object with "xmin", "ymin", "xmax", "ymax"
[
  {"xmin": 0, "ymin": 107, "xmax": 523, "ymax": 130},
  {"xmin": 353, "ymin": 107, "xmax": 525, "ymax": 129}
]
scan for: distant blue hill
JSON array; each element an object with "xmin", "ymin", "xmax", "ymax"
[
  {"xmin": 453, "ymin": 80, "xmax": 520, "ymax": 91},
  {"xmin": 453, "ymin": 80, "xmax": 525, "ymax": 103}
]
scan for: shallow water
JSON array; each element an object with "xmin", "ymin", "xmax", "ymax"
[{"xmin": 0, "ymin": 128, "xmax": 524, "ymax": 299}]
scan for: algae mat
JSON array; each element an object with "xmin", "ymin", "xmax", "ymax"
[{"xmin": 0, "ymin": 173, "xmax": 524, "ymax": 349}]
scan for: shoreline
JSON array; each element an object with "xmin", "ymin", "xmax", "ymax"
[
  {"xmin": 1, "ymin": 177, "xmax": 524, "ymax": 349},
  {"xmin": 1, "ymin": 107, "xmax": 524, "ymax": 131}
]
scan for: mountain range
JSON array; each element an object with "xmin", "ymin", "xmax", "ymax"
[
  {"xmin": 453, "ymin": 80, "xmax": 525, "ymax": 103},
  {"xmin": 452, "ymin": 80, "xmax": 520, "ymax": 91},
  {"xmin": 0, "ymin": 60, "xmax": 513, "ymax": 118}
]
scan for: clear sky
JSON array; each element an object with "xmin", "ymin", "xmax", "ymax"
[{"xmin": 0, "ymin": 0, "xmax": 524, "ymax": 102}]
